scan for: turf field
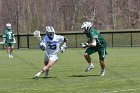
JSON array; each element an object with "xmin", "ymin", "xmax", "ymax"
[{"xmin": 0, "ymin": 48, "xmax": 140, "ymax": 93}]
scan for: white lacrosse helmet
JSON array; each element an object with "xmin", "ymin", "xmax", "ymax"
[
  {"xmin": 6, "ymin": 23, "xmax": 11, "ymax": 29},
  {"xmin": 81, "ymin": 21, "xmax": 93, "ymax": 30},
  {"xmin": 46, "ymin": 26, "xmax": 55, "ymax": 40}
]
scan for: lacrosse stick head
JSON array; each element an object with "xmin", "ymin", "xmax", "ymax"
[
  {"xmin": 33, "ymin": 30, "xmax": 41, "ymax": 37},
  {"xmin": 33, "ymin": 30, "xmax": 42, "ymax": 41}
]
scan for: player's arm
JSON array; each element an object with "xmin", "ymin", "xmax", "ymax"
[
  {"xmin": 60, "ymin": 37, "xmax": 67, "ymax": 53},
  {"xmin": 88, "ymin": 38, "xmax": 96, "ymax": 47},
  {"xmin": 32, "ymin": 30, "xmax": 46, "ymax": 51},
  {"xmin": 39, "ymin": 36, "xmax": 46, "ymax": 51},
  {"xmin": 81, "ymin": 38, "xmax": 96, "ymax": 48},
  {"xmin": 2, "ymin": 30, "xmax": 6, "ymax": 44},
  {"xmin": 12, "ymin": 33, "xmax": 16, "ymax": 43},
  {"xmin": 63, "ymin": 37, "xmax": 67, "ymax": 46}
]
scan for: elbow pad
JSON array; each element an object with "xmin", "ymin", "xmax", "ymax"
[{"xmin": 64, "ymin": 37, "xmax": 68, "ymax": 42}]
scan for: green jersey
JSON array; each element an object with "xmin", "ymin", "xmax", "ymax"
[
  {"xmin": 86, "ymin": 28, "xmax": 107, "ymax": 48},
  {"xmin": 2, "ymin": 28, "xmax": 15, "ymax": 43}
]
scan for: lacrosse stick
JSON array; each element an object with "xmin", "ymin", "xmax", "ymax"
[
  {"xmin": 33, "ymin": 30, "xmax": 42, "ymax": 41},
  {"xmin": 33, "ymin": 30, "xmax": 49, "ymax": 57}
]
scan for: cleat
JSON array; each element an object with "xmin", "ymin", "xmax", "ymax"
[
  {"xmin": 33, "ymin": 72, "xmax": 41, "ymax": 79},
  {"xmin": 10, "ymin": 55, "xmax": 13, "ymax": 58},
  {"xmin": 85, "ymin": 64, "xmax": 94, "ymax": 72},
  {"xmin": 45, "ymin": 71, "xmax": 49, "ymax": 77},
  {"xmin": 32, "ymin": 76, "xmax": 39, "ymax": 79},
  {"xmin": 8, "ymin": 55, "xmax": 13, "ymax": 59},
  {"xmin": 45, "ymin": 70, "xmax": 50, "ymax": 77},
  {"xmin": 8, "ymin": 55, "xmax": 11, "ymax": 58},
  {"xmin": 100, "ymin": 70, "xmax": 105, "ymax": 76}
]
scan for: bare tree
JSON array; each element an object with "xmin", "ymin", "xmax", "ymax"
[{"xmin": 0, "ymin": 0, "xmax": 140, "ymax": 34}]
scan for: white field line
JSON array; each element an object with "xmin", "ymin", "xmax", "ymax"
[{"xmin": 102, "ymin": 88, "xmax": 139, "ymax": 93}]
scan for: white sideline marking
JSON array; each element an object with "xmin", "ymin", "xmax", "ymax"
[{"xmin": 102, "ymin": 88, "xmax": 138, "ymax": 93}]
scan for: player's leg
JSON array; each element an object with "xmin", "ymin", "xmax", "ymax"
[
  {"xmin": 10, "ymin": 43, "xmax": 15, "ymax": 58},
  {"xmin": 6, "ymin": 43, "xmax": 11, "ymax": 58},
  {"xmin": 34, "ymin": 60, "xmax": 55, "ymax": 78},
  {"xmin": 6, "ymin": 43, "xmax": 14, "ymax": 58},
  {"xmin": 84, "ymin": 47, "xmax": 96, "ymax": 72},
  {"xmin": 33, "ymin": 54, "xmax": 58, "ymax": 79},
  {"xmin": 44, "ymin": 61, "xmax": 50, "ymax": 77},
  {"xmin": 98, "ymin": 48, "xmax": 106, "ymax": 76}
]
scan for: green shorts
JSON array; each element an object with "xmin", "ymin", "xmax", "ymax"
[
  {"xmin": 5, "ymin": 43, "xmax": 14, "ymax": 47},
  {"xmin": 85, "ymin": 47, "xmax": 107, "ymax": 59}
]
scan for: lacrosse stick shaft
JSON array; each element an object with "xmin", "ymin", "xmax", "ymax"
[{"xmin": 33, "ymin": 30, "xmax": 50, "ymax": 58}]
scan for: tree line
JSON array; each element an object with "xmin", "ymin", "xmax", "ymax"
[{"xmin": 0, "ymin": 0, "xmax": 140, "ymax": 34}]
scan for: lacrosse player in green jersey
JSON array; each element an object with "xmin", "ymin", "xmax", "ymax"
[
  {"xmin": 2, "ymin": 23, "xmax": 16, "ymax": 58},
  {"xmin": 81, "ymin": 21, "xmax": 107, "ymax": 76}
]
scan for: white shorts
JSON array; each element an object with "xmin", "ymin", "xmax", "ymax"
[{"xmin": 44, "ymin": 52, "xmax": 58, "ymax": 62}]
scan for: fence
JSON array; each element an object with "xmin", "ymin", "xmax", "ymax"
[{"xmin": 0, "ymin": 31, "xmax": 140, "ymax": 49}]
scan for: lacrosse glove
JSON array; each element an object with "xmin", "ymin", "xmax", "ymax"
[
  {"xmin": 40, "ymin": 41, "xmax": 46, "ymax": 51},
  {"xmin": 60, "ymin": 45, "xmax": 67, "ymax": 53},
  {"xmin": 81, "ymin": 42, "xmax": 88, "ymax": 48}
]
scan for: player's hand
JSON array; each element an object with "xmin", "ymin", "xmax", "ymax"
[
  {"xmin": 40, "ymin": 42, "xmax": 46, "ymax": 51},
  {"xmin": 2, "ymin": 39, "xmax": 6, "ymax": 44},
  {"xmin": 81, "ymin": 42, "xmax": 88, "ymax": 48},
  {"xmin": 13, "ymin": 40, "xmax": 16, "ymax": 44},
  {"xmin": 0, "ymin": 42, "xmax": 5, "ymax": 44},
  {"xmin": 60, "ymin": 45, "xmax": 67, "ymax": 53}
]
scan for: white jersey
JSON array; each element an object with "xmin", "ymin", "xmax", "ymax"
[{"xmin": 42, "ymin": 34, "xmax": 64, "ymax": 55}]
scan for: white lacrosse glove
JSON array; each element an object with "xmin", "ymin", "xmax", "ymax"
[
  {"xmin": 2, "ymin": 38, "xmax": 6, "ymax": 44},
  {"xmin": 60, "ymin": 45, "xmax": 67, "ymax": 53},
  {"xmin": 13, "ymin": 39, "xmax": 16, "ymax": 43},
  {"xmin": 40, "ymin": 41, "xmax": 46, "ymax": 51},
  {"xmin": 81, "ymin": 42, "xmax": 88, "ymax": 48},
  {"xmin": 0, "ymin": 42, "xmax": 4, "ymax": 44},
  {"xmin": 13, "ymin": 37, "xmax": 16, "ymax": 43}
]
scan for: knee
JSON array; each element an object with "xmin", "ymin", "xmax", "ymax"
[
  {"xmin": 84, "ymin": 53, "xmax": 89, "ymax": 58},
  {"xmin": 99, "ymin": 57, "xmax": 105, "ymax": 62}
]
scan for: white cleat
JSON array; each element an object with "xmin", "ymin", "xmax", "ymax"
[
  {"xmin": 85, "ymin": 64, "xmax": 94, "ymax": 72},
  {"xmin": 33, "ymin": 72, "xmax": 41, "ymax": 79},
  {"xmin": 10, "ymin": 55, "xmax": 13, "ymax": 58},
  {"xmin": 100, "ymin": 70, "xmax": 105, "ymax": 76},
  {"xmin": 8, "ymin": 55, "xmax": 11, "ymax": 58},
  {"xmin": 8, "ymin": 55, "xmax": 13, "ymax": 59}
]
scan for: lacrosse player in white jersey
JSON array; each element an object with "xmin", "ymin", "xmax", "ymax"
[{"xmin": 33, "ymin": 26, "xmax": 67, "ymax": 79}]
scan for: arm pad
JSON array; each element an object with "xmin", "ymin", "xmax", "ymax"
[{"xmin": 64, "ymin": 37, "xmax": 67, "ymax": 42}]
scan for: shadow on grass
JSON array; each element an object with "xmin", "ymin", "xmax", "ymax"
[
  {"xmin": 41, "ymin": 76, "xmax": 57, "ymax": 79},
  {"xmin": 32, "ymin": 76, "xmax": 57, "ymax": 80},
  {"xmin": 68, "ymin": 74, "xmax": 99, "ymax": 77}
]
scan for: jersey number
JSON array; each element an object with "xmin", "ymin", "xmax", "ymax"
[
  {"xmin": 8, "ymin": 33, "xmax": 12, "ymax": 39},
  {"xmin": 48, "ymin": 44, "xmax": 56, "ymax": 50}
]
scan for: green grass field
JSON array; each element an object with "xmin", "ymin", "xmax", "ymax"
[{"xmin": 0, "ymin": 48, "xmax": 140, "ymax": 93}]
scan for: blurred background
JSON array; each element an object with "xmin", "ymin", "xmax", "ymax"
[
  {"xmin": 0, "ymin": 0, "xmax": 140, "ymax": 34},
  {"xmin": 0, "ymin": 0, "xmax": 140, "ymax": 49}
]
